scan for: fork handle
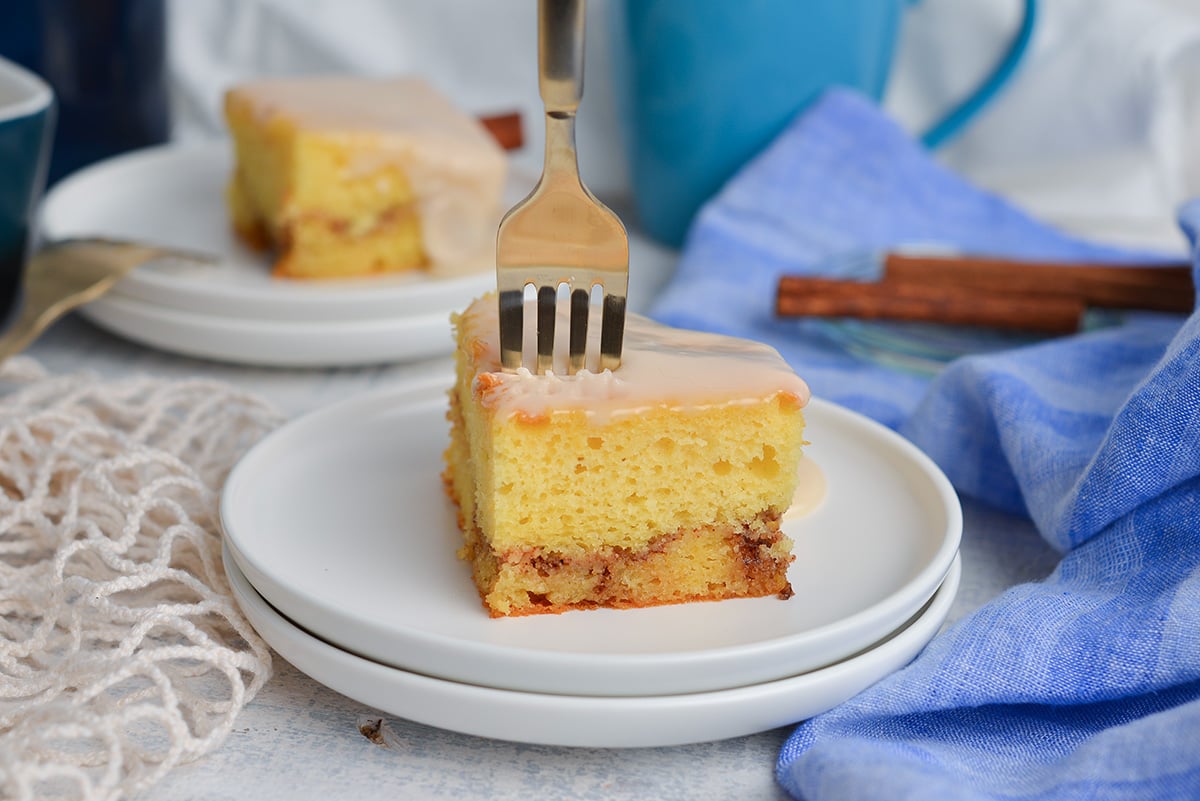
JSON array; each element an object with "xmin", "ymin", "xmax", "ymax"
[{"xmin": 539, "ymin": 0, "xmax": 585, "ymax": 115}]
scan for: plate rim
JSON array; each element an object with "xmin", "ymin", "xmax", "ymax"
[
  {"xmin": 224, "ymin": 545, "xmax": 961, "ymax": 747},
  {"xmin": 84, "ymin": 290, "xmax": 454, "ymax": 334},
  {"xmin": 219, "ymin": 377, "xmax": 963, "ymax": 695},
  {"xmin": 78, "ymin": 293, "xmax": 457, "ymax": 367}
]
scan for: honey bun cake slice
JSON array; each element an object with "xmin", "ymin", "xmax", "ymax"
[{"xmin": 444, "ymin": 295, "xmax": 810, "ymax": 617}]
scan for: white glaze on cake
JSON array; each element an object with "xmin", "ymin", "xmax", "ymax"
[
  {"xmin": 460, "ymin": 296, "xmax": 811, "ymax": 425},
  {"xmin": 231, "ymin": 76, "xmax": 507, "ymax": 272}
]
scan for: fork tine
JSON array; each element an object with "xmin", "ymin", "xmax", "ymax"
[
  {"xmin": 498, "ymin": 286, "xmax": 525, "ymax": 371},
  {"xmin": 568, "ymin": 285, "xmax": 589, "ymax": 373},
  {"xmin": 536, "ymin": 284, "xmax": 557, "ymax": 374},
  {"xmin": 599, "ymin": 291, "xmax": 626, "ymax": 372}
]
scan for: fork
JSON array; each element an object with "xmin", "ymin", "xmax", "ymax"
[
  {"xmin": 495, "ymin": 0, "xmax": 629, "ymax": 375},
  {"xmin": 0, "ymin": 237, "xmax": 215, "ymax": 361}
]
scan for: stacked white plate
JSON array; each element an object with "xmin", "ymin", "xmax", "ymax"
[
  {"xmin": 219, "ymin": 375, "xmax": 964, "ymax": 748},
  {"xmin": 39, "ymin": 141, "xmax": 517, "ymax": 367}
]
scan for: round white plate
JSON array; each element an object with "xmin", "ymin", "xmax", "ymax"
[
  {"xmin": 228, "ymin": 546, "xmax": 960, "ymax": 748},
  {"xmin": 79, "ymin": 292, "xmax": 456, "ymax": 368},
  {"xmin": 39, "ymin": 140, "xmax": 520, "ymax": 323},
  {"xmin": 220, "ymin": 377, "xmax": 962, "ymax": 697}
]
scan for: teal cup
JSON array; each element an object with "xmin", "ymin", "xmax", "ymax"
[
  {"xmin": 0, "ymin": 55, "xmax": 55, "ymax": 324},
  {"xmin": 613, "ymin": 0, "xmax": 1038, "ymax": 246}
]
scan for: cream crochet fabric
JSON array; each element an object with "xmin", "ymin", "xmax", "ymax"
[{"xmin": 0, "ymin": 358, "xmax": 283, "ymax": 801}]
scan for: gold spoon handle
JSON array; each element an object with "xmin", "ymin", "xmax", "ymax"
[
  {"xmin": 0, "ymin": 304, "xmax": 55, "ymax": 363},
  {"xmin": 0, "ymin": 267, "xmax": 124, "ymax": 362},
  {"xmin": 0, "ymin": 239, "xmax": 216, "ymax": 362}
]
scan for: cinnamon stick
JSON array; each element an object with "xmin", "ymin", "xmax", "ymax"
[
  {"xmin": 478, "ymin": 112, "xmax": 524, "ymax": 151},
  {"xmin": 776, "ymin": 277, "xmax": 1086, "ymax": 334},
  {"xmin": 776, "ymin": 253, "xmax": 1195, "ymax": 332},
  {"xmin": 883, "ymin": 253, "xmax": 1194, "ymax": 313}
]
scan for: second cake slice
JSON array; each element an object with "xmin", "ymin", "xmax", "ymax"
[
  {"xmin": 444, "ymin": 296, "xmax": 811, "ymax": 617},
  {"xmin": 224, "ymin": 76, "xmax": 507, "ymax": 280}
]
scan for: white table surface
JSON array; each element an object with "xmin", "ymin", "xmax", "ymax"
[{"xmin": 18, "ymin": 241, "xmax": 1062, "ymax": 801}]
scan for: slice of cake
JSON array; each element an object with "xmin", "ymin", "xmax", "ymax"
[
  {"xmin": 443, "ymin": 296, "xmax": 811, "ymax": 617},
  {"xmin": 224, "ymin": 76, "xmax": 507, "ymax": 279}
]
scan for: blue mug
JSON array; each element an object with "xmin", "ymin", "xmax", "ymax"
[
  {"xmin": 0, "ymin": 0, "xmax": 170, "ymax": 185},
  {"xmin": 613, "ymin": 0, "xmax": 1038, "ymax": 246},
  {"xmin": 0, "ymin": 55, "xmax": 55, "ymax": 324}
]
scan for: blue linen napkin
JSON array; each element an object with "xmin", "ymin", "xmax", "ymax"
[{"xmin": 649, "ymin": 88, "xmax": 1200, "ymax": 800}]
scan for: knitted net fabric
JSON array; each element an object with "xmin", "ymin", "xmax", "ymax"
[{"xmin": 0, "ymin": 357, "xmax": 283, "ymax": 800}]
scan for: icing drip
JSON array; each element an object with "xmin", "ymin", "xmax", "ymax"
[{"xmin": 784, "ymin": 456, "xmax": 828, "ymax": 519}]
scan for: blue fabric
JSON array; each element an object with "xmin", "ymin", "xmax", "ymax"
[{"xmin": 649, "ymin": 89, "xmax": 1200, "ymax": 801}]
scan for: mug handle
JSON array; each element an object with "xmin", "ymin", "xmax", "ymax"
[{"xmin": 918, "ymin": 0, "xmax": 1038, "ymax": 148}]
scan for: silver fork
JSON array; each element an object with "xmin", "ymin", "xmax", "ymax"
[{"xmin": 495, "ymin": 0, "xmax": 629, "ymax": 375}]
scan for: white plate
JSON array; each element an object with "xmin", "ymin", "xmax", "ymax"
[
  {"xmin": 39, "ymin": 140, "xmax": 519, "ymax": 323},
  {"xmin": 79, "ymin": 292, "xmax": 456, "ymax": 368},
  {"xmin": 226, "ymin": 545, "xmax": 960, "ymax": 748},
  {"xmin": 220, "ymin": 376, "xmax": 962, "ymax": 696}
]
